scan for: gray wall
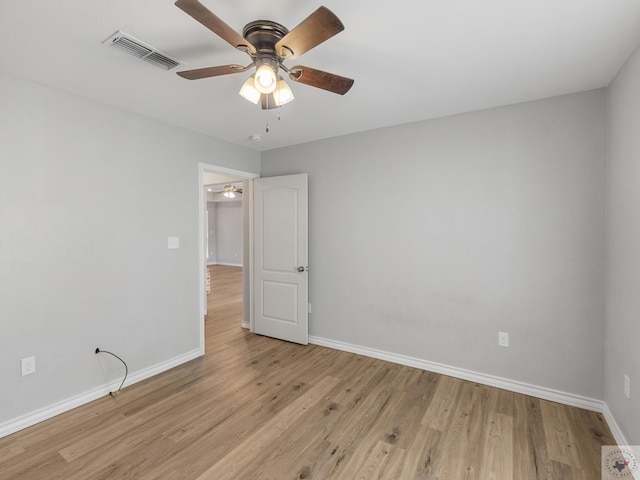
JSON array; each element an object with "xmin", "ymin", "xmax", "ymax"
[
  {"xmin": 606, "ymin": 43, "xmax": 640, "ymax": 444},
  {"xmin": 262, "ymin": 90, "xmax": 607, "ymax": 400},
  {"xmin": 214, "ymin": 201, "xmax": 243, "ymax": 266},
  {"xmin": 207, "ymin": 201, "xmax": 217, "ymax": 264},
  {"xmin": 206, "ymin": 200, "xmax": 243, "ymax": 266},
  {"xmin": 0, "ymin": 71, "xmax": 260, "ymax": 426}
]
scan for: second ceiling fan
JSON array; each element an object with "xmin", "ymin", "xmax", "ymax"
[
  {"xmin": 175, "ymin": 0, "xmax": 354, "ymax": 109},
  {"xmin": 209, "ymin": 184, "xmax": 243, "ymax": 198}
]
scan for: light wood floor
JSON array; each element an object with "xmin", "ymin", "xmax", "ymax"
[{"xmin": 1, "ymin": 264, "xmax": 614, "ymax": 479}]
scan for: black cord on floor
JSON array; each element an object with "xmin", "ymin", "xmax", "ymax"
[{"xmin": 95, "ymin": 348, "xmax": 128, "ymax": 397}]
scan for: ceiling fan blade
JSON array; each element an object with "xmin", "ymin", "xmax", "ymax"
[
  {"xmin": 275, "ymin": 6, "xmax": 344, "ymax": 59},
  {"xmin": 288, "ymin": 66, "xmax": 354, "ymax": 95},
  {"xmin": 175, "ymin": 0, "xmax": 256, "ymax": 55},
  {"xmin": 177, "ymin": 64, "xmax": 247, "ymax": 80}
]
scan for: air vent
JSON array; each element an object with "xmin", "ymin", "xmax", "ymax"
[
  {"xmin": 144, "ymin": 51, "xmax": 181, "ymax": 70},
  {"xmin": 102, "ymin": 31, "xmax": 182, "ymax": 71}
]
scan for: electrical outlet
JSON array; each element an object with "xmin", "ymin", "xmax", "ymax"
[
  {"xmin": 167, "ymin": 236, "xmax": 179, "ymax": 249},
  {"xmin": 624, "ymin": 374, "xmax": 630, "ymax": 399},
  {"xmin": 498, "ymin": 332, "xmax": 509, "ymax": 347},
  {"xmin": 21, "ymin": 356, "xmax": 36, "ymax": 376}
]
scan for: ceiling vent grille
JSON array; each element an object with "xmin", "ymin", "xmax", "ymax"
[
  {"xmin": 103, "ymin": 31, "xmax": 182, "ymax": 71},
  {"xmin": 144, "ymin": 51, "xmax": 181, "ymax": 70}
]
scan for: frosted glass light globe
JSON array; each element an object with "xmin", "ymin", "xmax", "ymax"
[{"xmin": 254, "ymin": 64, "xmax": 277, "ymax": 94}]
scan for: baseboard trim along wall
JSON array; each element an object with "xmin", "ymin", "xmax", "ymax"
[
  {"xmin": 0, "ymin": 348, "xmax": 201, "ymax": 439},
  {"xmin": 603, "ymin": 403, "xmax": 632, "ymax": 449},
  {"xmin": 603, "ymin": 406, "xmax": 640, "ymax": 480},
  {"xmin": 3, "ymin": 337, "xmax": 625, "ymax": 447},
  {"xmin": 309, "ymin": 335, "xmax": 605, "ymax": 413}
]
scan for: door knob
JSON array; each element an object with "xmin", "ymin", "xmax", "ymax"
[{"xmin": 297, "ymin": 266, "xmax": 307, "ymax": 272}]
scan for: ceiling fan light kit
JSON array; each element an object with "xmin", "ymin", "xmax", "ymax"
[
  {"xmin": 175, "ymin": 0, "xmax": 353, "ymax": 110},
  {"xmin": 239, "ymin": 76, "xmax": 261, "ymax": 104},
  {"xmin": 254, "ymin": 59, "xmax": 278, "ymax": 94},
  {"xmin": 273, "ymin": 76, "xmax": 295, "ymax": 106}
]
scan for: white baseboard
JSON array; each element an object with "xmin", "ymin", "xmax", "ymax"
[
  {"xmin": 602, "ymin": 403, "xmax": 640, "ymax": 480},
  {"xmin": 309, "ymin": 335, "xmax": 604, "ymax": 413},
  {"xmin": 209, "ymin": 262, "xmax": 242, "ymax": 267},
  {"xmin": 602, "ymin": 405, "xmax": 640, "ymax": 480},
  {"xmin": 602, "ymin": 403, "xmax": 630, "ymax": 446},
  {"xmin": 0, "ymin": 348, "xmax": 201, "ymax": 439},
  {"xmin": 3, "ymin": 333, "xmax": 628, "ymax": 465}
]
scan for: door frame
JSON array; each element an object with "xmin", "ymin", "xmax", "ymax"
[{"xmin": 198, "ymin": 163, "xmax": 259, "ymax": 355}]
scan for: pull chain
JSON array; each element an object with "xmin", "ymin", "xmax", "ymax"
[{"xmin": 265, "ymin": 108, "xmax": 282, "ymax": 133}]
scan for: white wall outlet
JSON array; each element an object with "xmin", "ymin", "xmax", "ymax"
[
  {"xmin": 498, "ymin": 331, "xmax": 509, "ymax": 347},
  {"xmin": 21, "ymin": 356, "xmax": 36, "ymax": 376},
  {"xmin": 624, "ymin": 374, "xmax": 630, "ymax": 399},
  {"xmin": 167, "ymin": 236, "xmax": 180, "ymax": 249}
]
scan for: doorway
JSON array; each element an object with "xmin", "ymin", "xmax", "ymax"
[{"xmin": 198, "ymin": 163, "xmax": 259, "ymax": 355}]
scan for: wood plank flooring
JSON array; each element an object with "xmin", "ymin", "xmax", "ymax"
[{"xmin": 0, "ymin": 264, "xmax": 615, "ymax": 479}]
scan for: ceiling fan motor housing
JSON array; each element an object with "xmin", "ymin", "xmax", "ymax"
[{"xmin": 242, "ymin": 20, "xmax": 289, "ymax": 58}]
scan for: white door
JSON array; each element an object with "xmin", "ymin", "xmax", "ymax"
[{"xmin": 253, "ymin": 174, "xmax": 308, "ymax": 345}]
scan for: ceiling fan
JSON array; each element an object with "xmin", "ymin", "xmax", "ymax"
[
  {"xmin": 175, "ymin": 0, "xmax": 354, "ymax": 109},
  {"xmin": 211, "ymin": 184, "xmax": 243, "ymax": 199}
]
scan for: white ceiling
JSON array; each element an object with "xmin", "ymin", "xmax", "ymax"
[
  {"xmin": 203, "ymin": 172, "xmax": 241, "ymax": 185},
  {"xmin": 2, "ymin": 0, "xmax": 639, "ymax": 152}
]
